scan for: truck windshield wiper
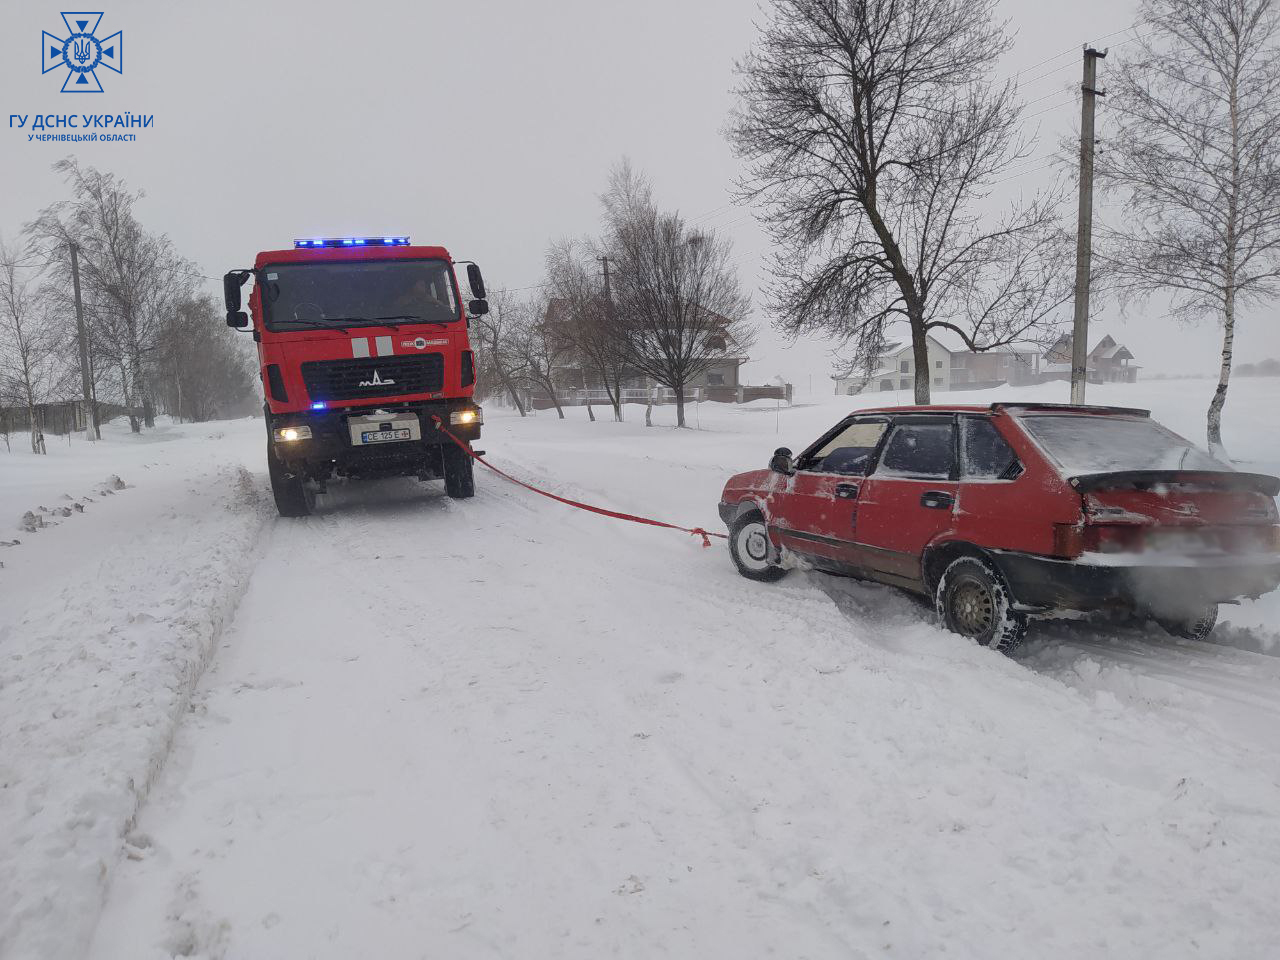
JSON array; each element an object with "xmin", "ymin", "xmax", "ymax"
[
  {"xmin": 277, "ymin": 319, "xmax": 351, "ymax": 333},
  {"xmin": 372, "ymin": 314, "xmax": 456, "ymax": 328}
]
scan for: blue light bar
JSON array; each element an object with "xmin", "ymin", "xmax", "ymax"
[
  {"xmin": 311, "ymin": 401, "xmax": 327, "ymax": 410},
  {"xmin": 292, "ymin": 236, "xmax": 411, "ymax": 249}
]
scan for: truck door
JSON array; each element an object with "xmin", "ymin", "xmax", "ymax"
[
  {"xmin": 853, "ymin": 415, "xmax": 959, "ymax": 588},
  {"xmin": 767, "ymin": 416, "xmax": 889, "ymax": 569}
]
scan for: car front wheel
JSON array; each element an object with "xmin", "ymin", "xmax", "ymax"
[
  {"xmin": 729, "ymin": 512, "xmax": 787, "ymax": 582},
  {"xmin": 936, "ymin": 555, "xmax": 1026, "ymax": 652}
]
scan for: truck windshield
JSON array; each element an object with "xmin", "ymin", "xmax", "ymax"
[
  {"xmin": 1019, "ymin": 414, "xmax": 1228, "ymax": 475},
  {"xmin": 259, "ymin": 258, "xmax": 460, "ymax": 331}
]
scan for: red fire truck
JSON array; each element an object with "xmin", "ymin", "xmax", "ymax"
[{"xmin": 223, "ymin": 236, "xmax": 486, "ymax": 517}]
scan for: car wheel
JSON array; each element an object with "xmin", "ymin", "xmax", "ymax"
[
  {"xmin": 729, "ymin": 512, "xmax": 787, "ymax": 582},
  {"xmin": 267, "ymin": 441, "xmax": 315, "ymax": 518},
  {"xmin": 1155, "ymin": 604, "xmax": 1218, "ymax": 642},
  {"xmin": 936, "ymin": 555, "xmax": 1027, "ymax": 652}
]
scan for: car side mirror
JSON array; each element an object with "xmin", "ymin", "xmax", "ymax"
[
  {"xmin": 468, "ymin": 299, "xmax": 490, "ymax": 316},
  {"xmin": 226, "ymin": 310, "xmax": 250, "ymax": 329},
  {"xmin": 769, "ymin": 446, "xmax": 794, "ymax": 475},
  {"xmin": 466, "ymin": 263, "xmax": 487, "ymax": 300}
]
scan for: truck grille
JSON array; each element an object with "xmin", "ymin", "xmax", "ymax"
[{"xmin": 301, "ymin": 354, "xmax": 444, "ymax": 401}]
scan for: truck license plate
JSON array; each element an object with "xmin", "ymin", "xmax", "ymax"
[{"xmin": 360, "ymin": 428, "xmax": 412, "ymax": 444}]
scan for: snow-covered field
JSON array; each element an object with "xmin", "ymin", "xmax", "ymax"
[{"xmin": 2, "ymin": 378, "xmax": 1279, "ymax": 959}]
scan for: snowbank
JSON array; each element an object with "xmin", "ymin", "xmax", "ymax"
[{"xmin": 0, "ymin": 422, "xmax": 271, "ymax": 960}]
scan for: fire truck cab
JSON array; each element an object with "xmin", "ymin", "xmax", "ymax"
[{"xmin": 224, "ymin": 236, "xmax": 486, "ymax": 517}]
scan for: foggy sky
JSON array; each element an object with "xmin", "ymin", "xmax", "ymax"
[{"xmin": 3, "ymin": 0, "xmax": 1275, "ymax": 395}]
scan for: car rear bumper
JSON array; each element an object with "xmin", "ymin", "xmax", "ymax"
[{"xmin": 991, "ymin": 549, "xmax": 1280, "ymax": 615}]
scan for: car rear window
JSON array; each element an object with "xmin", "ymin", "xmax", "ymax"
[{"xmin": 1018, "ymin": 414, "xmax": 1227, "ymax": 475}]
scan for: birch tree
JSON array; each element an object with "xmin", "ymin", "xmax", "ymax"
[
  {"xmin": 729, "ymin": 0, "xmax": 1072, "ymax": 403},
  {"xmin": 0, "ymin": 240, "xmax": 59, "ymax": 454},
  {"xmin": 1100, "ymin": 0, "xmax": 1280, "ymax": 457},
  {"xmin": 28, "ymin": 160, "xmax": 196, "ymax": 432}
]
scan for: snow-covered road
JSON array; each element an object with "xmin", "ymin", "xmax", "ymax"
[{"xmin": 4, "ymin": 380, "xmax": 1280, "ymax": 959}]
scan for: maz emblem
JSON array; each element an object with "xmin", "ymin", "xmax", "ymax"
[{"xmin": 359, "ymin": 370, "xmax": 396, "ymax": 388}]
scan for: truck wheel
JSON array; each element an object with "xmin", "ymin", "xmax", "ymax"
[
  {"xmin": 936, "ymin": 555, "xmax": 1026, "ymax": 652},
  {"xmin": 443, "ymin": 444, "xmax": 475, "ymax": 499},
  {"xmin": 1155, "ymin": 605, "xmax": 1218, "ymax": 642},
  {"xmin": 267, "ymin": 443, "xmax": 315, "ymax": 517},
  {"xmin": 729, "ymin": 511, "xmax": 788, "ymax": 582}
]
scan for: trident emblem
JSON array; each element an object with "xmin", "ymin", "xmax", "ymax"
[{"xmin": 42, "ymin": 13, "xmax": 123, "ymax": 92}]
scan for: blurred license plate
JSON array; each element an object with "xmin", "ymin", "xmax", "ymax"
[{"xmin": 361, "ymin": 428, "xmax": 411, "ymax": 444}]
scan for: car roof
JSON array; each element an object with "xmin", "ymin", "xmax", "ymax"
[{"xmin": 847, "ymin": 402, "xmax": 1151, "ymax": 418}]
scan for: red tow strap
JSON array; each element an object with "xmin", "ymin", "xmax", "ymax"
[{"xmin": 431, "ymin": 416, "xmax": 727, "ymax": 548}]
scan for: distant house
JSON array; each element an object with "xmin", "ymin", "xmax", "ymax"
[
  {"xmin": 1041, "ymin": 333, "xmax": 1140, "ymax": 383},
  {"xmin": 833, "ymin": 336, "xmax": 954, "ymax": 395},
  {"xmin": 949, "ymin": 346, "xmax": 1041, "ymax": 388}
]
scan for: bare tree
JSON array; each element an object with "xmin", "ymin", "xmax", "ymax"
[
  {"xmin": 152, "ymin": 295, "xmax": 256, "ymax": 422},
  {"xmin": 1099, "ymin": 0, "xmax": 1280, "ymax": 457},
  {"xmin": 28, "ymin": 160, "xmax": 197, "ymax": 432},
  {"xmin": 546, "ymin": 239, "xmax": 629, "ymax": 421},
  {"xmin": 512, "ymin": 293, "xmax": 573, "ymax": 418},
  {"xmin": 729, "ymin": 0, "xmax": 1072, "ymax": 403},
  {"xmin": 472, "ymin": 289, "xmax": 531, "ymax": 416},
  {"xmin": 602, "ymin": 163, "xmax": 753, "ymax": 428},
  {"xmin": 0, "ymin": 239, "xmax": 60, "ymax": 454}
]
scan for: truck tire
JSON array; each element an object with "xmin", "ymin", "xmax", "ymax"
[
  {"xmin": 443, "ymin": 444, "xmax": 475, "ymax": 499},
  {"xmin": 267, "ymin": 442, "xmax": 315, "ymax": 517},
  {"xmin": 729, "ymin": 511, "xmax": 788, "ymax": 582},
  {"xmin": 936, "ymin": 555, "xmax": 1027, "ymax": 652}
]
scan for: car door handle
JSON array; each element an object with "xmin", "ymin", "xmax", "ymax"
[
  {"xmin": 920, "ymin": 491, "xmax": 954, "ymax": 509},
  {"xmin": 835, "ymin": 483, "xmax": 859, "ymax": 499}
]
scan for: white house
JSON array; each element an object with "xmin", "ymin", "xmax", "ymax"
[{"xmin": 833, "ymin": 336, "xmax": 953, "ymax": 396}]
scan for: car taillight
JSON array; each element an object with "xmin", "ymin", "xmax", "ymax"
[
  {"xmin": 461, "ymin": 351, "xmax": 475, "ymax": 388},
  {"xmin": 1052, "ymin": 523, "xmax": 1084, "ymax": 558}
]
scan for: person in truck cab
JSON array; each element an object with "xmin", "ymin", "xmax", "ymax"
[{"xmin": 392, "ymin": 275, "xmax": 453, "ymax": 321}]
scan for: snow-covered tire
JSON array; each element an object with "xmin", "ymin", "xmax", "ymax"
[
  {"xmin": 267, "ymin": 442, "xmax": 315, "ymax": 518},
  {"xmin": 729, "ymin": 511, "xmax": 787, "ymax": 582},
  {"xmin": 443, "ymin": 444, "xmax": 475, "ymax": 499},
  {"xmin": 935, "ymin": 555, "xmax": 1026, "ymax": 652},
  {"xmin": 1155, "ymin": 605, "xmax": 1218, "ymax": 642}
]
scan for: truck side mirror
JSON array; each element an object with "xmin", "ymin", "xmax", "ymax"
[
  {"xmin": 770, "ymin": 447, "xmax": 794, "ymax": 475},
  {"xmin": 223, "ymin": 270, "xmax": 252, "ymax": 327},
  {"xmin": 466, "ymin": 263, "xmax": 487, "ymax": 300},
  {"xmin": 468, "ymin": 299, "xmax": 490, "ymax": 316}
]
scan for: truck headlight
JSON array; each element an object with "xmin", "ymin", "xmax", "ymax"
[
  {"xmin": 450, "ymin": 409, "xmax": 482, "ymax": 426},
  {"xmin": 273, "ymin": 425, "xmax": 313, "ymax": 442}
]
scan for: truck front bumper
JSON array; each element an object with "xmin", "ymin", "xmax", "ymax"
[{"xmin": 269, "ymin": 399, "xmax": 481, "ymax": 478}]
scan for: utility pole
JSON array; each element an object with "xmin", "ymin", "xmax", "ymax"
[
  {"xmin": 69, "ymin": 241, "xmax": 96, "ymax": 442},
  {"xmin": 1070, "ymin": 46, "xmax": 1106, "ymax": 405},
  {"xmin": 598, "ymin": 255, "xmax": 613, "ymax": 310}
]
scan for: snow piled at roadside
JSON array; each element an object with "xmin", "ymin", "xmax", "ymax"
[{"xmin": 0, "ymin": 460, "xmax": 271, "ymax": 960}]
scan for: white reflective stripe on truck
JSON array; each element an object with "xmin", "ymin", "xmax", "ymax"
[
  {"xmin": 351, "ymin": 337, "xmax": 371, "ymax": 358},
  {"xmin": 376, "ymin": 336, "xmax": 394, "ymax": 356}
]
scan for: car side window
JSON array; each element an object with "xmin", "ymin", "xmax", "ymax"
[
  {"xmin": 805, "ymin": 419, "xmax": 888, "ymax": 476},
  {"xmin": 875, "ymin": 419, "xmax": 955, "ymax": 479},
  {"xmin": 960, "ymin": 417, "xmax": 1022, "ymax": 480}
]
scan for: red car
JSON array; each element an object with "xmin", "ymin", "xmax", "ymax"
[{"xmin": 718, "ymin": 403, "xmax": 1280, "ymax": 649}]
